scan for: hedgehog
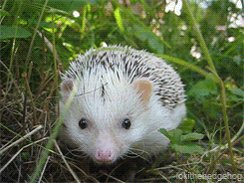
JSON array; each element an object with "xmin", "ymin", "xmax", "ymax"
[{"xmin": 59, "ymin": 45, "xmax": 186, "ymax": 164}]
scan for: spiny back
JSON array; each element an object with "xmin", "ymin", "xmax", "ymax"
[{"xmin": 63, "ymin": 45, "xmax": 185, "ymax": 109}]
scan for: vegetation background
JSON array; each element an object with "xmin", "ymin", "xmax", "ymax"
[{"xmin": 0, "ymin": 0, "xmax": 243, "ymax": 182}]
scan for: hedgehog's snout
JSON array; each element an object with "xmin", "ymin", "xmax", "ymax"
[
  {"xmin": 95, "ymin": 148, "xmax": 114, "ymax": 163},
  {"xmin": 92, "ymin": 133, "xmax": 122, "ymax": 164}
]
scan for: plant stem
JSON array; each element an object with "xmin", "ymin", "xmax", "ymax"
[
  {"xmin": 182, "ymin": 0, "xmax": 236, "ymax": 172},
  {"xmin": 29, "ymin": 119, "xmax": 62, "ymax": 183},
  {"xmin": 0, "ymin": 0, "xmax": 9, "ymax": 24},
  {"xmin": 158, "ymin": 54, "xmax": 213, "ymax": 79},
  {"xmin": 182, "ymin": 0, "xmax": 216, "ymax": 73},
  {"xmin": 29, "ymin": 81, "xmax": 78, "ymax": 182}
]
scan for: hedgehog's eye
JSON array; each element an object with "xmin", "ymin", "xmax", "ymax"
[
  {"xmin": 79, "ymin": 118, "xmax": 88, "ymax": 129},
  {"xmin": 122, "ymin": 118, "xmax": 131, "ymax": 130}
]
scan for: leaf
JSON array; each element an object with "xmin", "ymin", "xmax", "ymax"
[
  {"xmin": 171, "ymin": 144, "xmax": 204, "ymax": 154},
  {"xmin": 0, "ymin": 9, "xmax": 10, "ymax": 16},
  {"xmin": 160, "ymin": 128, "xmax": 183, "ymax": 144},
  {"xmin": 181, "ymin": 133, "xmax": 204, "ymax": 142},
  {"xmin": 114, "ymin": 7, "xmax": 124, "ymax": 32},
  {"xmin": 188, "ymin": 78, "xmax": 217, "ymax": 99},
  {"xmin": 132, "ymin": 24, "xmax": 165, "ymax": 53},
  {"xmin": 0, "ymin": 25, "xmax": 31, "ymax": 40},
  {"xmin": 229, "ymin": 88, "xmax": 244, "ymax": 98},
  {"xmin": 178, "ymin": 118, "xmax": 196, "ymax": 133},
  {"xmin": 202, "ymin": 100, "xmax": 220, "ymax": 119},
  {"xmin": 159, "ymin": 128, "xmax": 169, "ymax": 138},
  {"xmin": 148, "ymin": 37, "xmax": 164, "ymax": 54},
  {"xmin": 132, "ymin": 24, "xmax": 149, "ymax": 41}
]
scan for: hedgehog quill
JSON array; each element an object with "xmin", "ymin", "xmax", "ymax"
[{"xmin": 59, "ymin": 45, "xmax": 186, "ymax": 164}]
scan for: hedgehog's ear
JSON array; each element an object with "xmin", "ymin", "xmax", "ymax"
[
  {"xmin": 60, "ymin": 79, "xmax": 74, "ymax": 100},
  {"xmin": 133, "ymin": 79, "xmax": 153, "ymax": 105}
]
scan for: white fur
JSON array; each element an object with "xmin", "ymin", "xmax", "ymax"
[{"xmin": 60, "ymin": 46, "xmax": 186, "ymax": 163}]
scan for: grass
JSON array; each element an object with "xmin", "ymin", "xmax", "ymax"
[
  {"xmin": 0, "ymin": 0, "xmax": 243, "ymax": 182},
  {"xmin": 182, "ymin": 0, "xmax": 236, "ymax": 172}
]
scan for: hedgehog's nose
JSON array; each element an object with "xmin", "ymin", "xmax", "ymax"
[{"xmin": 95, "ymin": 149, "xmax": 113, "ymax": 163}]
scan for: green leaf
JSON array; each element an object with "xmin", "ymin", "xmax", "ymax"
[
  {"xmin": 171, "ymin": 144, "xmax": 204, "ymax": 154},
  {"xmin": 132, "ymin": 24, "xmax": 164, "ymax": 53},
  {"xmin": 160, "ymin": 128, "xmax": 183, "ymax": 144},
  {"xmin": 181, "ymin": 133, "xmax": 204, "ymax": 142},
  {"xmin": 114, "ymin": 7, "xmax": 124, "ymax": 32},
  {"xmin": 132, "ymin": 24, "xmax": 149, "ymax": 41},
  {"xmin": 188, "ymin": 78, "xmax": 217, "ymax": 99},
  {"xmin": 148, "ymin": 36, "xmax": 164, "ymax": 54},
  {"xmin": 202, "ymin": 100, "xmax": 220, "ymax": 119},
  {"xmin": 0, "ymin": 25, "xmax": 31, "ymax": 40},
  {"xmin": 178, "ymin": 118, "xmax": 196, "ymax": 133},
  {"xmin": 0, "ymin": 9, "xmax": 10, "ymax": 16},
  {"xmin": 159, "ymin": 128, "xmax": 169, "ymax": 138},
  {"xmin": 229, "ymin": 88, "xmax": 244, "ymax": 98}
]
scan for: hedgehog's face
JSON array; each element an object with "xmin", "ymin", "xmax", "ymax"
[{"xmin": 60, "ymin": 78, "xmax": 153, "ymax": 164}]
